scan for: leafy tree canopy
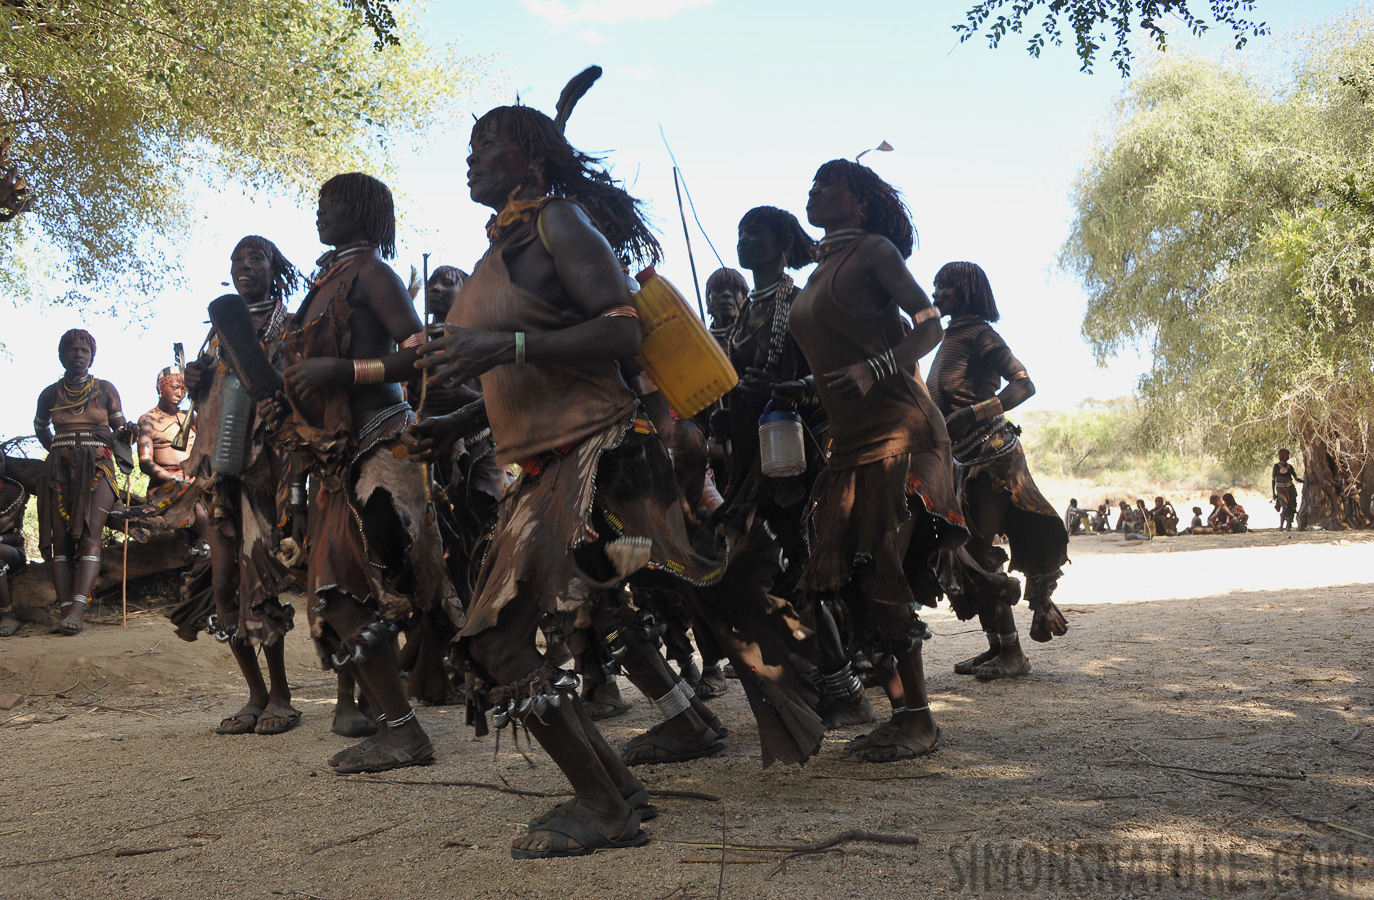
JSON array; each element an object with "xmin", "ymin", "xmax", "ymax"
[
  {"xmin": 0, "ymin": 0, "xmax": 482, "ymax": 305},
  {"xmin": 954, "ymin": 0, "xmax": 1268, "ymax": 74},
  {"xmin": 1062, "ymin": 12, "xmax": 1374, "ymax": 524}
]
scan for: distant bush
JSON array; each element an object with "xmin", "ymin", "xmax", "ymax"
[{"xmin": 1015, "ymin": 398, "xmax": 1262, "ymax": 493}]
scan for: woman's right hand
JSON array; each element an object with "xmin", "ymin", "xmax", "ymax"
[
  {"xmin": 771, "ymin": 380, "xmax": 809, "ymax": 408},
  {"xmin": 183, "ymin": 359, "xmax": 210, "ymax": 395}
]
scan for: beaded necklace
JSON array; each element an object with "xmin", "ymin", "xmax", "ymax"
[
  {"xmin": 816, "ymin": 228, "xmax": 866, "ymax": 260},
  {"xmin": 52, "ymin": 373, "xmax": 96, "ymax": 414},
  {"xmin": 727, "ymin": 274, "xmax": 795, "ymax": 372}
]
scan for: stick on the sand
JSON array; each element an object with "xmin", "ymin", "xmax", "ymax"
[{"xmin": 309, "ymin": 821, "xmax": 400, "ymax": 854}]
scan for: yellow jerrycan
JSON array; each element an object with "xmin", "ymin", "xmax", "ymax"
[{"xmin": 632, "ymin": 267, "xmax": 739, "ymax": 417}]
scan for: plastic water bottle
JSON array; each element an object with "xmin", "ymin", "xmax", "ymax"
[
  {"xmin": 758, "ymin": 401, "xmax": 806, "ymax": 478},
  {"xmin": 212, "ymin": 373, "xmax": 251, "ymax": 476}
]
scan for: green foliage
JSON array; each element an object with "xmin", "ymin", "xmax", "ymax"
[
  {"xmin": 953, "ymin": 0, "xmax": 1268, "ymax": 75},
  {"xmin": 0, "ymin": 0, "xmax": 483, "ymax": 306},
  {"xmin": 1016, "ymin": 398, "xmax": 1257, "ymax": 491},
  {"xmin": 1062, "ymin": 17, "xmax": 1374, "ymax": 475}
]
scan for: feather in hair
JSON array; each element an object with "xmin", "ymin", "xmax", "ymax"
[{"xmin": 553, "ymin": 66, "xmax": 602, "ymax": 133}]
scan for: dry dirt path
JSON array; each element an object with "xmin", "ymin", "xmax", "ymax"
[{"xmin": 0, "ymin": 531, "xmax": 1371, "ymax": 899}]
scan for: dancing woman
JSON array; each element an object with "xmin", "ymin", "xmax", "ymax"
[{"xmin": 780, "ymin": 160, "xmax": 1015, "ymax": 761}]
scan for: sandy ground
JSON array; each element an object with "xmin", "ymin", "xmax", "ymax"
[{"xmin": 0, "ymin": 529, "xmax": 1371, "ymax": 899}]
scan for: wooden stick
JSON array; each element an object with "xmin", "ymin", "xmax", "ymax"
[
  {"xmin": 649, "ymin": 789, "xmax": 720, "ymax": 802},
  {"xmin": 121, "ymin": 476, "xmax": 132, "ymax": 628},
  {"xmin": 1126, "ymin": 747, "xmax": 1305, "ymax": 780},
  {"xmin": 0, "ymin": 846, "xmax": 116, "ymax": 868},
  {"xmin": 128, "ymin": 799, "xmax": 261, "ymax": 832},
  {"xmin": 358, "ymin": 776, "xmax": 565, "ymax": 798},
  {"xmin": 309, "ymin": 821, "xmax": 400, "ymax": 854},
  {"xmin": 114, "ymin": 841, "xmax": 203, "ymax": 858}
]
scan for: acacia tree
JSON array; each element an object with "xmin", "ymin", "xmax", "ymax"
[
  {"xmin": 955, "ymin": 0, "xmax": 1268, "ymax": 74},
  {"xmin": 0, "ymin": 0, "xmax": 481, "ymax": 305},
  {"xmin": 1062, "ymin": 14, "xmax": 1374, "ymax": 529}
]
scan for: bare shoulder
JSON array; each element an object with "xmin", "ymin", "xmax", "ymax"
[
  {"xmin": 539, "ymin": 198, "xmax": 599, "ymax": 245},
  {"xmin": 855, "ymin": 233, "xmax": 903, "ymax": 267},
  {"xmin": 357, "ymin": 255, "xmax": 406, "ymax": 288}
]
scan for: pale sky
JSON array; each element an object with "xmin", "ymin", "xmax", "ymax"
[{"xmin": 0, "ymin": 1, "xmax": 1355, "ymax": 441}]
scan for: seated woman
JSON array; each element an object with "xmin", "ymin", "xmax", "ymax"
[
  {"xmin": 1221, "ymin": 492, "xmax": 1249, "ymax": 533},
  {"xmin": 1204, "ymin": 493, "xmax": 1234, "ymax": 533},
  {"xmin": 1150, "ymin": 496, "xmax": 1178, "ymax": 536}
]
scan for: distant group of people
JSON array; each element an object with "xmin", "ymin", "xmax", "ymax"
[{"xmin": 1063, "ymin": 449, "xmax": 1306, "ymax": 540}]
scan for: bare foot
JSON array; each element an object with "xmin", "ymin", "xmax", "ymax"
[
  {"xmin": 857, "ymin": 714, "xmax": 942, "ymax": 762},
  {"xmin": 973, "ymin": 652, "xmax": 1032, "ymax": 680},
  {"xmin": 0, "ymin": 609, "xmax": 19, "ymax": 637},
  {"xmin": 953, "ymin": 645, "xmax": 999, "ymax": 675},
  {"xmin": 332, "ymin": 701, "xmax": 379, "ymax": 738},
  {"xmin": 1030, "ymin": 599, "xmax": 1069, "ymax": 642}
]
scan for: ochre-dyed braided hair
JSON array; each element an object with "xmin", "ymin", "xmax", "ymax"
[
  {"xmin": 57, "ymin": 328, "xmax": 96, "ymax": 364},
  {"xmin": 813, "ymin": 159, "xmax": 915, "ymax": 259},
  {"xmin": 934, "ymin": 260, "xmax": 1000, "ymax": 323},
  {"xmin": 472, "ymin": 67, "xmax": 663, "ymax": 267},
  {"xmin": 738, "ymin": 206, "xmax": 816, "ymax": 270},
  {"xmin": 705, "ymin": 267, "xmax": 748, "ymax": 296},
  {"xmin": 232, "ymin": 235, "xmax": 302, "ymax": 303},
  {"xmin": 319, "ymin": 173, "xmax": 398, "ymax": 259}
]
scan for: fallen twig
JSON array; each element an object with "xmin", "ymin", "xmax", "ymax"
[
  {"xmin": 0, "ymin": 824, "xmax": 51, "ymax": 837},
  {"xmin": 0, "ymin": 846, "xmax": 117, "ymax": 868},
  {"xmin": 1125, "ymin": 747, "xmax": 1305, "ymax": 781},
  {"xmin": 309, "ymin": 821, "xmax": 400, "ymax": 854},
  {"xmin": 811, "ymin": 772, "xmax": 941, "ymax": 782},
  {"xmin": 128, "ymin": 800, "xmax": 260, "ymax": 832},
  {"xmin": 358, "ymin": 776, "xmax": 564, "ymax": 799},
  {"xmin": 681, "ymin": 858, "xmax": 772, "ymax": 865},
  {"xmin": 650, "ymin": 789, "xmax": 720, "ymax": 802},
  {"xmin": 114, "ymin": 841, "xmax": 202, "ymax": 858},
  {"xmin": 769, "ymin": 830, "xmax": 920, "ymax": 876},
  {"xmin": 72, "ymin": 681, "xmax": 111, "ymax": 704}
]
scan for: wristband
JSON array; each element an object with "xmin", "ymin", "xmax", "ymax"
[
  {"xmin": 400, "ymin": 331, "xmax": 427, "ymax": 349},
  {"xmin": 911, "ymin": 306, "xmax": 939, "ymax": 325},
  {"xmin": 866, "ymin": 349, "xmax": 899, "ymax": 381},
  {"xmin": 514, "ymin": 331, "xmax": 526, "ymax": 365},
  {"xmin": 352, "ymin": 359, "xmax": 386, "ymax": 384},
  {"xmin": 973, "ymin": 397, "xmax": 1004, "ymax": 421}
]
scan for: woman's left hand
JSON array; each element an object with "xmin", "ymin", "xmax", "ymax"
[
  {"xmin": 821, "ymin": 361, "xmax": 877, "ymax": 401},
  {"xmin": 415, "ymin": 325, "xmax": 511, "ymax": 387},
  {"xmin": 284, "ymin": 358, "xmax": 352, "ymax": 402}
]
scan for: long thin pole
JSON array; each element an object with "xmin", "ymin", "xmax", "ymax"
[
  {"xmin": 673, "ymin": 168, "xmax": 706, "ymax": 321},
  {"xmin": 121, "ymin": 475, "xmax": 131, "ymax": 628},
  {"xmin": 418, "ymin": 253, "xmax": 433, "ymax": 518}
]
